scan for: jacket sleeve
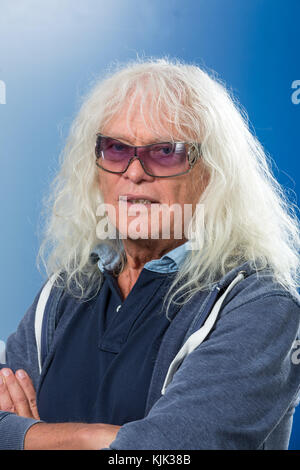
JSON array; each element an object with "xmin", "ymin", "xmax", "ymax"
[
  {"xmin": 0, "ymin": 287, "xmax": 45, "ymax": 449},
  {"xmin": 107, "ymin": 293, "xmax": 300, "ymax": 450}
]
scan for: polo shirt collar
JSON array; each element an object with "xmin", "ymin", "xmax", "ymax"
[{"xmin": 91, "ymin": 241, "xmax": 190, "ymax": 274}]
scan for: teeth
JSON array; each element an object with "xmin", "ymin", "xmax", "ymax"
[
  {"xmin": 119, "ymin": 196, "xmax": 152, "ymax": 204},
  {"xmin": 130, "ymin": 199, "xmax": 151, "ymax": 204}
]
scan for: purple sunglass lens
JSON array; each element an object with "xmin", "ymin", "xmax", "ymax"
[{"xmin": 99, "ymin": 137, "xmax": 134, "ymax": 161}]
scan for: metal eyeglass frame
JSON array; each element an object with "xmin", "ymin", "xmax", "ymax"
[{"xmin": 95, "ymin": 133, "xmax": 201, "ymax": 178}]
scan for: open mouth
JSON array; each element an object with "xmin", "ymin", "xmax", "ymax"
[{"xmin": 119, "ymin": 195, "xmax": 159, "ymax": 205}]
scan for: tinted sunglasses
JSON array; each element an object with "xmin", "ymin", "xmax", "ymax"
[{"xmin": 95, "ymin": 134, "xmax": 200, "ymax": 178}]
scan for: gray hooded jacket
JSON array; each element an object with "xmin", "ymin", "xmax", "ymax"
[{"xmin": 0, "ymin": 257, "xmax": 300, "ymax": 450}]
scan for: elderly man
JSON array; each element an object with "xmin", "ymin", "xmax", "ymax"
[{"xmin": 0, "ymin": 59, "xmax": 300, "ymax": 450}]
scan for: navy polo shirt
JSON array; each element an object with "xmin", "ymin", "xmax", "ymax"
[{"xmin": 37, "ymin": 242, "xmax": 189, "ymax": 425}]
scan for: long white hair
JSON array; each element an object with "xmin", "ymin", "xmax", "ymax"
[{"xmin": 38, "ymin": 57, "xmax": 300, "ymax": 309}]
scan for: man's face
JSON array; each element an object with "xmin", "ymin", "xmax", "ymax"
[{"xmin": 97, "ymin": 105, "xmax": 209, "ymax": 242}]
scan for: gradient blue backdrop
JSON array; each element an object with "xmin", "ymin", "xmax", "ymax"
[{"xmin": 0, "ymin": 0, "xmax": 299, "ymax": 449}]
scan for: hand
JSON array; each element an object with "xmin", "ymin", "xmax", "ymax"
[
  {"xmin": 0, "ymin": 368, "xmax": 121, "ymax": 449},
  {"xmin": 0, "ymin": 368, "xmax": 40, "ymax": 420}
]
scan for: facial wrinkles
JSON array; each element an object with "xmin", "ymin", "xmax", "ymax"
[{"xmin": 99, "ymin": 101, "xmax": 207, "ymax": 209}]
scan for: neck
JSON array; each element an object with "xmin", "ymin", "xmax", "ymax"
[{"xmin": 117, "ymin": 238, "xmax": 186, "ymax": 299}]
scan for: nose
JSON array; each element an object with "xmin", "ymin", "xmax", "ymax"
[{"xmin": 123, "ymin": 157, "xmax": 154, "ymax": 183}]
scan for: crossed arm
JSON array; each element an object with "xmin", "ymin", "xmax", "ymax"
[{"xmin": 0, "ymin": 367, "xmax": 121, "ymax": 450}]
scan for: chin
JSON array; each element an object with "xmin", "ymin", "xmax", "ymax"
[{"xmin": 118, "ymin": 218, "xmax": 155, "ymax": 241}]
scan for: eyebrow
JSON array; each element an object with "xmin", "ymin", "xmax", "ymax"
[{"xmin": 108, "ymin": 134, "xmax": 174, "ymax": 145}]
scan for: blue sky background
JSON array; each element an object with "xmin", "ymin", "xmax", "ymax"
[{"xmin": 0, "ymin": 0, "xmax": 299, "ymax": 448}]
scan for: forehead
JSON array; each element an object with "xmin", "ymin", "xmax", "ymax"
[{"xmin": 101, "ymin": 98, "xmax": 181, "ymax": 146}]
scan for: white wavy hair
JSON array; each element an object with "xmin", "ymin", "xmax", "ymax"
[{"xmin": 38, "ymin": 57, "xmax": 300, "ymax": 308}]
